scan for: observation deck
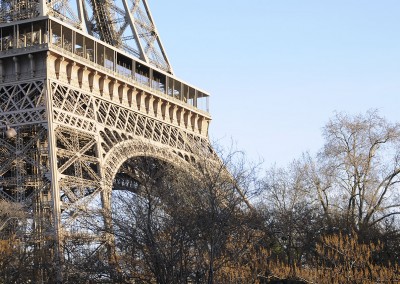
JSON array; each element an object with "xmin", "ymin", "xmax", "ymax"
[{"xmin": 0, "ymin": 16, "xmax": 210, "ymax": 117}]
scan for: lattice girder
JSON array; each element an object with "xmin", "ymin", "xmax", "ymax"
[
  {"xmin": 0, "ymin": 1, "xmax": 213, "ymax": 280},
  {"xmin": 45, "ymin": 74, "xmax": 215, "ymax": 243},
  {"xmin": 41, "ymin": 0, "xmax": 173, "ymax": 73}
]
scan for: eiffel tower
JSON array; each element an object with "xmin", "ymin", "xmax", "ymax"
[{"xmin": 0, "ymin": 0, "xmax": 213, "ymax": 281}]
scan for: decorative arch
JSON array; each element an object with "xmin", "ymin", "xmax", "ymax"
[{"xmin": 102, "ymin": 138, "xmax": 195, "ymax": 191}]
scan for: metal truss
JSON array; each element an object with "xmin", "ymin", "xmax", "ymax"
[
  {"xmin": 49, "ymin": 76, "xmax": 214, "ymax": 227},
  {"xmin": 50, "ymin": 79, "xmax": 213, "ymax": 160},
  {"xmin": 0, "ymin": 1, "xmax": 213, "ymax": 281},
  {"xmin": 45, "ymin": 0, "xmax": 173, "ymax": 73},
  {"xmin": 0, "ymin": 79, "xmax": 47, "ymax": 202},
  {"xmin": 0, "ymin": 75, "xmax": 211, "ymax": 280},
  {"xmin": 0, "ymin": 0, "xmax": 40, "ymax": 22},
  {"xmin": 0, "ymin": 75, "xmax": 56, "ymax": 281}
]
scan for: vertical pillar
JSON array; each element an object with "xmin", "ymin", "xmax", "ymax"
[
  {"xmin": 136, "ymin": 90, "xmax": 144, "ymax": 112},
  {"xmin": 118, "ymin": 83, "xmax": 129, "ymax": 105},
  {"xmin": 176, "ymin": 107, "xmax": 184, "ymax": 127},
  {"xmin": 109, "ymin": 79, "xmax": 119, "ymax": 102},
  {"xmin": 154, "ymin": 97, "xmax": 162, "ymax": 118},
  {"xmin": 28, "ymin": 53, "xmax": 35, "ymax": 77},
  {"xmin": 77, "ymin": 0, "xmax": 89, "ymax": 34},
  {"xmin": 127, "ymin": 88, "xmax": 134, "ymax": 108},
  {"xmin": 101, "ymin": 187, "xmax": 119, "ymax": 280},
  {"xmin": 169, "ymin": 104, "xmax": 176, "ymax": 124},
  {"xmin": 78, "ymin": 66, "xmax": 91, "ymax": 90},
  {"xmin": 45, "ymin": 80, "xmax": 63, "ymax": 283},
  {"xmin": 38, "ymin": 0, "xmax": 48, "ymax": 17},
  {"xmin": 146, "ymin": 95, "xmax": 155, "ymax": 115},
  {"xmin": 89, "ymin": 71, "xmax": 101, "ymax": 92},
  {"xmin": 66, "ymin": 62, "xmax": 80, "ymax": 86},
  {"xmin": 165, "ymin": 75, "xmax": 169, "ymax": 95},
  {"xmin": 97, "ymin": 142, "xmax": 117, "ymax": 281},
  {"xmin": 13, "ymin": 56, "xmax": 19, "ymax": 78},
  {"xmin": 162, "ymin": 102, "xmax": 170, "ymax": 122},
  {"xmin": 191, "ymin": 113, "xmax": 198, "ymax": 133},
  {"xmin": 0, "ymin": 59, "xmax": 3, "ymax": 82},
  {"xmin": 149, "ymin": 68, "xmax": 153, "ymax": 87}
]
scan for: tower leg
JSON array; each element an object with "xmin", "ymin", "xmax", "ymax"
[{"xmin": 46, "ymin": 79, "xmax": 63, "ymax": 283}]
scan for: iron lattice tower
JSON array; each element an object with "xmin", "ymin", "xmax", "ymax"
[{"xmin": 0, "ymin": 0, "xmax": 213, "ymax": 281}]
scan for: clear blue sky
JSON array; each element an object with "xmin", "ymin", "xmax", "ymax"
[{"xmin": 150, "ymin": 0, "xmax": 400, "ymax": 166}]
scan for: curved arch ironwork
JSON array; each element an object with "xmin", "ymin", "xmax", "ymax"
[{"xmin": 102, "ymin": 138, "xmax": 194, "ymax": 191}]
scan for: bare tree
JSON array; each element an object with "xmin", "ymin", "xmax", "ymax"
[
  {"xmin": 104, "ymin": 147, "xmax": 260, "ymax": 284},
  {"xmin": 183, "ymin": 150, "xmax": 258, "ymax": 284},
  {"xmin": 0, "ymin": 200, "xmax": 32, "ymax": 283},
  {"xmin": 305, "ymin": 110, "xmax": 400, "ymax": 233},
  {"xmin": 254, "ymin": 111, "xmax": 400, "ymax": 282},
  {"xmin": 258, "ymin": 161, "xmax": 323, "ymax": 279}
]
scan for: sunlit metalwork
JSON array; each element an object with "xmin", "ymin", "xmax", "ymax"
[{"xmin": 0, "ymin": 0, "xmax": 213, "ymax": 281}]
